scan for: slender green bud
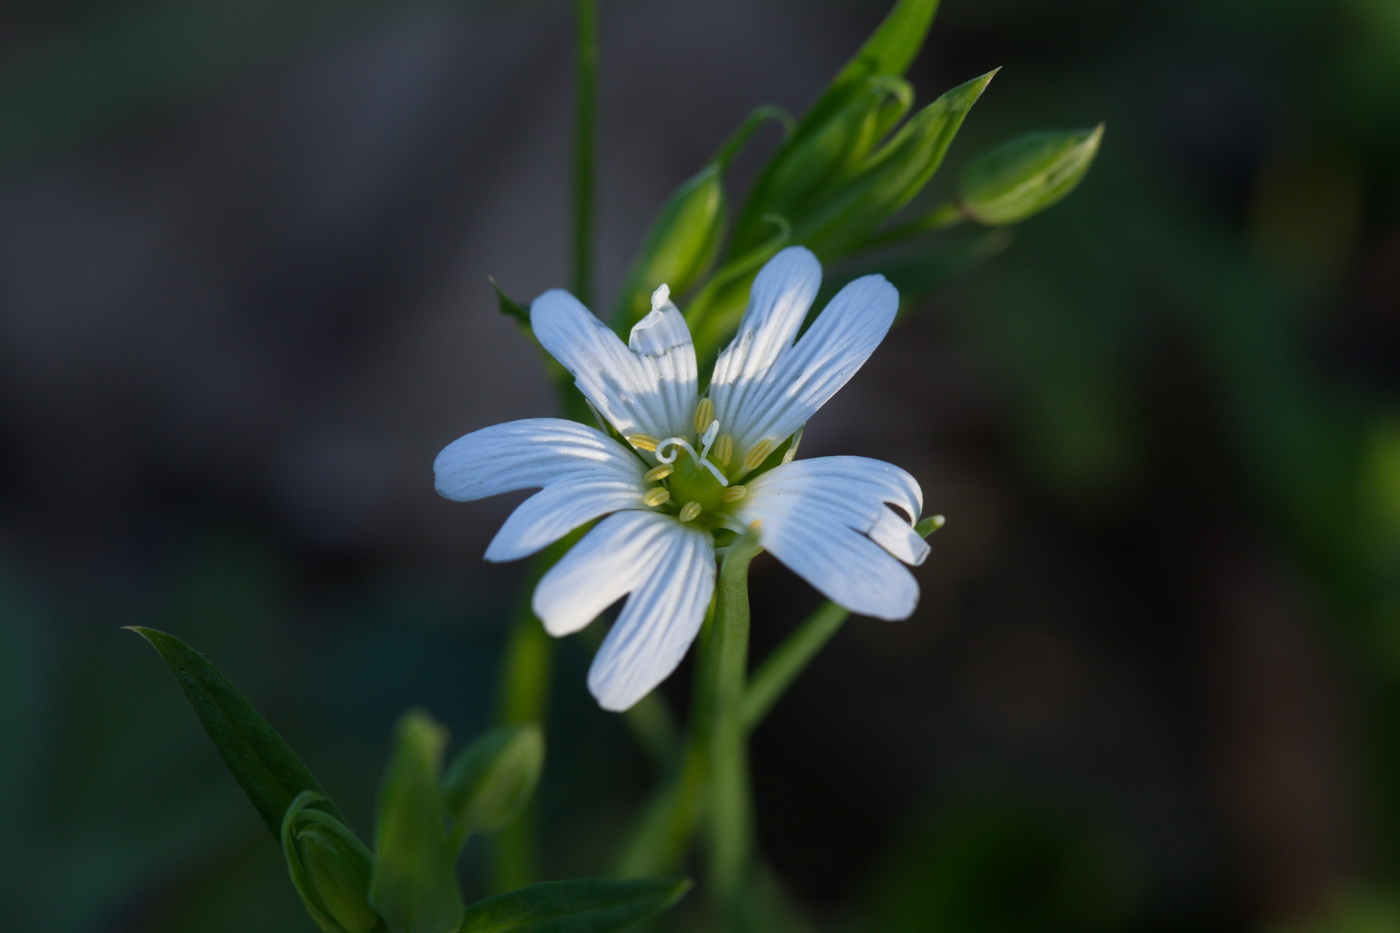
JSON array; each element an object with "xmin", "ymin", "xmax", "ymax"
[
  {"xmin": 444, "ymin": 722, "xmax": 544, "ymax": 842},
  {"xmin": 616, "ymin": 163, "xmax": 727, "ymax": 325},
  {"xmin": 282, "ymin": 792, "xmax": 383, "ymax": 933},
  {"xmin": 957, "ymin": 124, "xmax": 1104, "ymax": 225}
]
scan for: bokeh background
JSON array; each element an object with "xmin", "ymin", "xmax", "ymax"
[{"xmin": 3, "ymin": 0, "xmax": 1398, "ymax": 930}]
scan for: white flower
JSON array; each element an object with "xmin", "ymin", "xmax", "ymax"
[{"xmin": 435, "ymin": 247, "xmax": 930, "ymax": 711}]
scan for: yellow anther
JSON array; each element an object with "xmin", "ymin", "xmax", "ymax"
[
  {"xmin": 644, "ymin": 463, "xmax": 674, "ymax": 482},
  {"xmin": 713, "ymin": 433, "xmax": 734, "ymax": 468},
  {"xmin": 628, "ymin": 433, "xmax": 659, "ymax": 452},
  {"xmin": 643, "ymin": 487, "xmax": 671, "ymax": 508},
  {"xmin": 693, "ymin": 398, "xmax": 714, "ymax": 435},
  {"xmin": 722, "ymin": 484, "xmax": 747, "ymax": 503},
  {"xmin": 742, "ymin": 439, "xmax": 775, "ymax": 472},
  {"xmin": 678, "ymin": 501, "xmax": 702, "ymax": 523}
]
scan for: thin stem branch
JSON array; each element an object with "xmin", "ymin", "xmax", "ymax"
[{"xmin": 744, "ymin": 601, "xmax": 850, "ymax": 731}]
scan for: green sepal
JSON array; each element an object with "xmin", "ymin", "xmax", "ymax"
[
  {"xmin": 459, "ymin": 877, "xmax": 691, "ymax": 933},
  {"xmin": 444, "ymin": 722, "xmax": 544, "ymax": 845},
  {"xmin": 799, "ymin": 69, "xmax": 998, "ymax": 256},
  {"xmin": 491, "ymin": 279, "xmax": 529, "ymax": 325},
  {"xmin": 958, "ymin": 123, "xmax": 1104, "ymax": 225},
  {"xmin": 283, "ymin": 791, "xmax": 384, "ymax": 933},
  {"xmin": 369, "ymin": 710, "xmax": 465, "ymax": 933},
  {"xmin": 612, "ymin": 162, "xmax": 728, "ymax": 328},
  {"xmin": 124, "ymin": 626, "xmax": 343, "ymax": 838},
  {"xmin": 914, "ymin": 514, "xmax": 947, "ymax": 537}
]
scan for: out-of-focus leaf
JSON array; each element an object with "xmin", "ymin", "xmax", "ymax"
[
  {"xmin": 444, "ymin": 723, "xmax": 544, "ymax": 842},
  {"xmin": 369, "ymin": 710, "xmax": 464, "ymax": 933},
  {"xmin": 491, "ymin": 279, "xmax": 529, "ymax": 325},
  {"xmin": 125, "ymin": 626, "xmax": 343, "ymax": 837},
  {"xmin": 459, "ymin": 877, "xmax": 691, "ymax": 933}
]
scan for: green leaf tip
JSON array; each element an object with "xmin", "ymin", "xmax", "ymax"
[
  {"xmin": 491, "ymin": 278, "xmax": 529, "ymax": 324},
  {"xmin": 127, "ymin": 625, "xmax": 343, "ymax": 839},
  {"xmin": 459, "ymin": 877, "xmax": 691, "ymax": 933},
  {"xmin": 957, "ymin": 121, "xmax": 1104, "ymax": 225}
]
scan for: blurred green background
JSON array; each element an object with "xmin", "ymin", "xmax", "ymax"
[{"xmin": 2, "ymin": 0, "xmax": 1397, "ymax": 930}]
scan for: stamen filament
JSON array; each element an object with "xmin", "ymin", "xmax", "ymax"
[{"xmin": 643, "ymin": 487, "xmax": 671, "ymax": 508}]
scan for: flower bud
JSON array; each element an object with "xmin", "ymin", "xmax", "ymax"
[
  {"xmin": 444, "ymin": 722, "xmax": 544, "ymax": 839},
  {"xmin": 957, "ymin": 124, "xmax": 1104, "ymax": 226},
  {"xmin": 616, "ymin": 163, "xmax": 727, "ymax": 325},
  {"xmin": 282, "ymin": 792, "xmax": 383, "ymax": 933}
]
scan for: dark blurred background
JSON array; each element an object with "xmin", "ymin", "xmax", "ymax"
[{"xmin": 3, "ymin": 1, "xmax": 1398, "ymax": 930}]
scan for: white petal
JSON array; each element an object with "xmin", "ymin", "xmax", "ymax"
[
  {"xmin": 628, "ymin": 294, "xmax": 698, "ymax": 439},
  {"xmin": 724, "ymin": 274, "xmax": 898, "ymax": 456},
  {"xmin": 587, "ymin": 521, "xmax": 715, "ymax": 711},
  {"xmin": 531, "ymin": 510, "xmax": 677, "ymax": 637},
  {"xmin": 730, "ymin": 456, "xmax": 926, "ymax": 619},
  {"xmin": 434, "ymin": 418, "xmax": 643, "ymax": 501},
  {"xmin": 485, "ymin": 478, "xmax": 647, "ymax": 562},
  {"xmin": 708, "ymin": 246, "xmax": 821, "ymax": 437},
  {"xmin": 531, "ymin": 289, "xmax": 691, "ymax": 442}
]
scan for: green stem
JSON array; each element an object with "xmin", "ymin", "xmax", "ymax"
[
  {"xmin": 744, "ymin": 601, "xmax": 850, "ymax": 731},
  {"xmin": 858, "ymin": 199, "xmax": 965, "ymax": 252},
  {"xmin": 697, "ymin": 529, "xmax": 763, "ymax": 917},
  {"xmin": 571, "ymin": 0, "xmax": 598, "ymax": 305}
]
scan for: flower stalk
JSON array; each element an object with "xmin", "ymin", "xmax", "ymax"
[{"xmin": 695, "ymin": 526, "xmax": 763, "ymax": 916}]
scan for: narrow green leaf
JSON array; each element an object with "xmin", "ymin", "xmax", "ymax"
[
  {"xmin": 369, "ymin": 710, "xmax": 465, "ymax": 933},
  {"xmin": 125, "ymin": 626, "xmax": 342, "ymax": 837},
  {"xmin": 444, "ymin": 723, "xmax": 545, "ymax": 844},
  {"xmin": 797, "ymin": 0, "xmax": 941, "ymax": 142},
  {"xmin": 459, "ymin": 878, "xmax": 691, "ymax": 933}
]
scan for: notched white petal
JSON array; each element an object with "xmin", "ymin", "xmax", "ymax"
[
  {"xmin": 485, "ymin": 478, "xmax": 647, "ymax": 562},
  {"xmin": 730, "ymin": 456, "xmax": 928, "ymax": 618},
  {"xmin": 531, "ymin": 511, "xmax": 672, "ymax": 637},
  {"xmin": 587, "ymin": 522, "xmax": 715, "ymax": 711},
  {"xmin": 434, "ymin": 418, "xmax": 643, "ymax": 502}
]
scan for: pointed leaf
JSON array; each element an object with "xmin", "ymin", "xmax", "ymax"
[
  {"xmin": 459, "ymin": 878, "xmax": 691, "ymax": 933},
  {"xmin": 369, "ymin": 710, "xmax": 464, "ymax": 933},
  {"xmin": 491, "ymin": 279, "xmax": 529, "ymax": 324},
  {"xmin": 125, "ymin": 626, "xmax": 343, "ymax": 837},
  {"xmin": 801, "ymin": 69, "xmax": 998, "ymax": 255}
]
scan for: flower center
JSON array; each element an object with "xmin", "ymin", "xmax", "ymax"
[{"xmin": 638, "ymin": 406, "xmax": 748, "ymax": 528}]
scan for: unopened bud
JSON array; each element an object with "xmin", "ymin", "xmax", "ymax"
[
  {"xmin": 958, "ymin": 124, "xmax": 1104, "ymax": 226},
  {"xmin": 282, "ymin": 792, "xmax": 382, "ymax": 933}
]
